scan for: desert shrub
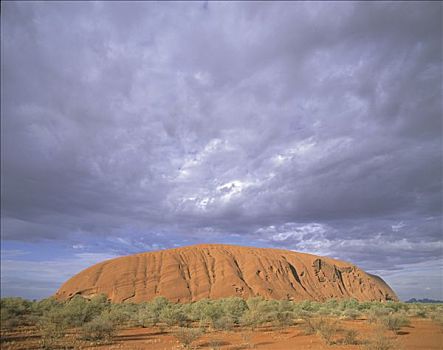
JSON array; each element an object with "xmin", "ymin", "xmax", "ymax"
[
  {"xmin": 0, "ymin": 297, "xmax": 33, "ymax": 315},
  {"xmin": 301, "ymin": 316, "xmax": 318, "ymax": 335},
  {"xmin": 173, "ymin": 327, "xmax": 203, "ymax": 349},
  {"xmin": 341, "ymin": 308, "xmax": 360, "ymax": 320},
  {"xmin": 1, "ymin": 308, "xmax": 20, "ymax": 330},
  {"xmin": 363, "ymin": 329, "xmax": 395, "ymax": 350},
  {"xmin": 32, "ymin": 297, "xmax": 61, "ymax": 317},
  {"xmin": 189, "ymin": 299, "xmax": 212, "ymax": 323},
  {"xmin": 316, "ymin": 318, "xmax": 339, "ymax": 345},
  {"xmin": 202, "ymin": 302, "xmax": 224, "ymax": 327},
  {"xmin": 101, "ymin": 307, "xmax": 130, "ymax": 328},
  {"xmin": 38, "ymin": 308, "xmax": 68, "ymax": 349},
  {"xmin": 342, "ymin": 329, "xmax": 359, "ymax": 345},
  {"xmin": 385, "ymin": 301, "xmax": 406, "ymax": 313},
  {"xmin": 219, "ymin": 297, "xmax": 248, "ymax": 324},
  {"xmin": 134, "ymin": 296, "xmax": 170, "ymax": 327},
  {"xmin": 213, "ymin": 315, "xmax": 235, "ymax": 331},
  {"xmin": 318, "ymin": 306, "xmax": 333, "ymax": 316},
  {"xmin": 0, "ymin": 297, "xmax": 34, "ymax": 329},
  {"xmin": 366, "ymin": 306, "xmax": 391, "ymax": 323},
  {"xmin": 241, "ymin": 309, "xmax": 264, "ymax": 330},
  {"xmin": 339, "ymin": 298, "xmax": 360, "ymax": 311},
  {"xmin": 63, "ymin": 294, "xmax": 110, "ymax": 327},
  {"xmin": 302, "ymin": 317, "xmax": 339, "ymax": 345},
  {"xmin": 268, "ymin": 300, "xmax": 294, "ymax": 329},
  {"xmin": 414, "ymin": 309, "xmax": 427, "ymax": 318},
  {"xmin": 430, "ymin": 311, "xmax": 443, "ymax": 327},
  {"xmin": 297, "ymin": 300, "xmax": 321, "ymax": 313},
  {"xmin": 241, "ymin": 298, "xmax": 274, "ymax": 329},
  {"xmin": 208, "ymin": 338, "xmax": 225, "ymax": 350},
  {"xmin": 81, "ymin": 313, "xmax": 117, "ymax": 343},
  {"xmin": 187, "ymin": 298, "xmax": 248, "ymax": 329},
  {"xmin": 380, "ymin": 314, "xmax": 410, "ymax": 333},
  {"xmin": 135, "ymin": 303, "xmax": 160, "ymax": 327},
  {"xmin": 151, "ymin": 296, "xmax": 171, "ymax": 312},
  {"xmin": 160, "ymin": 304, "xmax": 188, "ymax": 327}
]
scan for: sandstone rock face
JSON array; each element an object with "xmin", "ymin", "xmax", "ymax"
[{"xmin": 55, "ymin": 244, "xmax": 398, "ymax": 303}]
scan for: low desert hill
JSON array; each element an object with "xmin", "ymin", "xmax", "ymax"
[{"xmin": 55, "ymin": 244, "xmax": 397, "ymax": 303}]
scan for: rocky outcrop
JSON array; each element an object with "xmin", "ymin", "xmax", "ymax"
[{"xmin": 55, "ymin": 244, "xmax": 398, "ymax": 303}]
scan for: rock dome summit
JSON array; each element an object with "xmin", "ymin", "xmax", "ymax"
[{"xmin": 55, "ymin": 244, "xmax": 397, "ymax": 303}]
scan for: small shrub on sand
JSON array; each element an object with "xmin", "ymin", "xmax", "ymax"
[
  {"xmin": 430, "ymin": 311, "xmax": 443, "ymax": 327},
  {"xmin": 363, "ymin": 329, "xmax": 396, "ymax": 350},
  {"xmin": 268, "ymin": 300, "xmax": 295, "ymax": 329},
  {"xmin": 81, "ymin": 314, "xmax": 117, "ymax": 343},
  {"xmin": 160, "ymin": 305, "xmax": 188, "ymax": 327},
  {"xmin": 213, "ymin": 315, "xmax": 235, "ymax": 331},
  {"xmin": 380, "ymin": 314, "xmax": 410, "ymax": 333},
  {"xmin": 414, "ymin": 309, "xmax": 427, "ymax": 318},
  {"xmin": 302, "ymin": 317, "xmax": 339, "ymax": 345},
  {"xmin": 173, "ymin": 327, "xmax": 203, "ymax": 349},
  {"xmin": 342, "ymin": 329, "xmax": 359, "ymax": 345},
  {"xmin": 366, "ymin": 307, "xmax": 391, "ymax": 324},
  {"xmin": 208, "ymin": 338, "xmax": 224, "ymax": 350},
  {"xmin": 316, "ymin": 318, "xmax": 339, "ymax": 345},
  {"xmin": 0, "ymin": 297, "xmax": 34, "ymax": 329},
  {"xmin": 37, "ymin": 309, "xmax": 68, "ymax": 349},
  {"xmin": 341, "ymin": 308, "xmax": 360, "ymax": 320}
]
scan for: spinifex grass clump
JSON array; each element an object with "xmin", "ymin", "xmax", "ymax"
[
  {"xmin": 379, "ymin": 313, "xmax": 410, "ymax": 333},
  {"xmin": 363, "ymin": 328, "xmax": 396, "ymax": 350},
  {"xmin": 173, "ymin": 327, "xmax": 204, "ymax": 349},
  {"xmin": 342, "ymin": 329, "xmax": 359, "ymax": 345},
  {"xmin": 302, "ymin": 317, "xmax": 340, "ymax": 345}
]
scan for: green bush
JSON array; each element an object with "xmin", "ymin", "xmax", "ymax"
[
  {"xmin": 135, "ymin": 303, "xmax": 160, "ymax": 327},
  {"xmin": 339, "ymin": 298, "xmax": 360, "ymax": 311},
  {"xmin": 81, "ymin": 314, "xmax": 117, "ymax": 343},
  {"xmin": 219, "ymin": 297, "xmax": 247, "ymax": 324},
  {"xmin": 190, "ymin": 299, "xmax": 226, "ymax": 328},
  {"xmin": 160, "ymin": 304, "xmax": 188, "ymax": 327},
  {"xmin": 0, "ymin": 297, "xmax": 34, "ymax": 329},
  {"xmin": 268, "ymin": 300, "xmax": 294, "ymax": 329},
  {"xmin": 134, "ymin": 296, "xmax": 171, "ymax": 327},
  {"xmin": 240, "ymin": 298, "xmax": 274, "ymax": 329},
  {"xmin": 62, "ymin": 294, "xmax": 110, "ymax": 327},
  {"xmin": 366, "ymin": 306, "xmax": 391, "ymax": 323},
  {"xmin": 37, "ymin": 309, "xmax": 68, "ymax": 349},
  {"xmin": 415, "ymin": 309, "xmax": 427, "ymax": 318},
  {"xmin": 341, "ymin": 308, "xmax": 360, "ymax": 320},
  {"xmin": 32, "ymin": 297, "xmax": 61, "ymax": 316}
]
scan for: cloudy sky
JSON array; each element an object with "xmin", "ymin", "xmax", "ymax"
[{"xmin": 1, "ymin": 1, "xmax": 442, "ymax": 301}]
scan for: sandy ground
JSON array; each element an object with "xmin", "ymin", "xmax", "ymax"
[{"xmin": 1, "ymin": 319, "xmax": 442, "ymax": 350}]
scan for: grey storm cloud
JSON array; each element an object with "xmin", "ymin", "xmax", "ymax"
[{"xmin": 1, "ymin": 1, "xmax": 442, "ymax": 297}]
